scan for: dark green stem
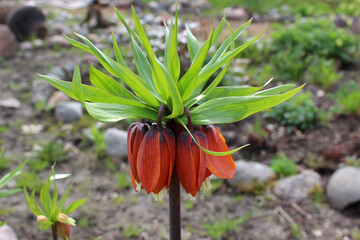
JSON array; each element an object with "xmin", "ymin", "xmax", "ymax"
[
  {"xmin": 157, "ymin": 104, "xmax": 167, "ymax": 128},
  {"xmin": 169, "ymin": 171, "xmax": 181, "ymax": 240},
  {"xmin": 52, "ymin": 224, "xmax": 58, "ymax": 240}
]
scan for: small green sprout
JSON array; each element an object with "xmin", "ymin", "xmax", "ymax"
[
  {"xmin": 0, "ymin": 161, "xmax": 26, "ymax": 199},
  {"xmin": 24, "ymin": 168, "xmax": 89, "ymax": 240}
]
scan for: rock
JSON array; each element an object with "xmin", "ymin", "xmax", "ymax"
[
  {"xmin": 31, "ymin": 79, "xmax": 54, "ymax": 104},
  {"xmin": 48, "ymin": 66, "xmax": 66, "ymax": 79},
  {"xmin": 0, "ymin": 97, "xmax": 21, "ymax": 108},
  {"xmin": 6, "ymin": 6, "xmax": 47, "ymax": 41},
  {"xmin": 326, "ymin": 167, "xmax": 360, "ymax": 210},
  {"xmin": 190, "ymin": 0, "xmax": 211, "ymax": 11},
  {"xmin": 47, "ymin": 91, "xmax": 70, "ymax": 108},
  {"xmin": 19, "ymin": 41, "xmax": 32, "ymax": 51},
  {"xmin": 48, "ymin": 35, "xmax": 71, "ymax": 47},
  {"xmin": 0, "ymin": 25, "xmax": 18, "ymax": 58},
  {"xmin": 227, "ymin": 160, "xmax": 276, "ymax": 192},
  {"xmin": 226, "ymin": 8, "xmax": 249, "ymax": 20},
  {"xmin": 55, "ymin": 101, "xmax": 83, "ymax": 123},
  {"xmin": 273, "ymin": 170, "xmax": 321, "ymax": 202},
  {"xmin": 104, "ymin": 128, "xmax": 127, "ymax": 157},
  {"xmin": 0, "ymin": 224, "xmax": 17, "ymax": 240}
]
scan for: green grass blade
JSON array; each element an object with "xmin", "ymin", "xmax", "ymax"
[
  {"xmin": 40, "ymin": 174, "xmax": 52, "ymax": 215},
  {"xmin": 200, "ymin": 85, "xmax": 262, "ymax": 103},
  {"xmin": 0, "ymin": 189, "xmax": 22, "ymax": 198},
  {"xmin": 84, "ymin": 102, "xmax": 159, "ymax": 123},
  {"xmin": 183, "ymin": 84, "xmax": 304, "ymax": 125},
  {"xmin": 62, "ymin": 183, "xmax": 90, "ymax": 215},
  {"xmin": 55, "ymin": 183, "xmax": 73, "ymax": 217},
  {"xmin": 0, "ymin": 161, "xmax": 26, "ymax": 189},
  {"xmin": 89, "ymin": 66, "xmax": 138, "ymax": 100}
]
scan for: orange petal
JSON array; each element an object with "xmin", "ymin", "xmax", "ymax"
[
  {"xmin": 176, "ymin": 130, "xmax": 208, "ymax": 197},
  {"xmin": 152, "ymin": 128, "xmax": 175, "ymax": 194},
  {"xmin": 137, "ymin": 128, "xmax": 161, "ymax": 194},
  {"xmin": 201, "ymin": 125, "xmax": 235, "ymax": 179},
  {"xmin": 127, "ymin": 122, "xmax": 149, "ymax": 183}
]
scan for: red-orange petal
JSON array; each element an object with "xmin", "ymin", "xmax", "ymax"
[
  {"xmin": 176, "ymin": 130, "xmax": 208, "ymax": 197},
  {"xmin": 200, "ymin": 125, "xmax": 235, "ymax": 179},
  {"xmin": 127, "ymin": 122, "xmax": 149, "ymax": 184},
  {"xmin": 152, "ymin": 128, "xmax": 175, "ymax": 194},
  {"xmin": 137, "ymin": 127, "xmax": 175, "ymax": 194}
]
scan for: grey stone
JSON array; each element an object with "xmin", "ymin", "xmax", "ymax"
[
  {"xmin": 104, "ymin": 128, "xmax": 127, "ymax": 157},
  {"xmin": 0, "ymin": 97, "xmax": 21, "ymax": 108},
  {"xmin": 228, "ymin": 160, "xmax": 276, "ymax": 192},
  {"xmin": 48, "ymin": 35, "xmax": 71, "ymax": 47},
  {"xmin": 31, "ymin": 79, "xmax": 54, "ymax": 104},
  {"xmin": 48, "ymin": 66, "xmax": 66, "ymax": 79},
  {"xmin": 273, "ymin": 170, "xmax": 321, "ymax": 202},
  {"xmin": 0, "ymin": 25, "xmax": 18, "ymax": 58},
  {"xmin": 226, "ymin": 8, "xmax": 249, "ymax": 20},
  {"xmin": 55, "ymin": 101, "xmax": 83, "ymax": 123},
  {"xmin": 47, "ymin": 91, "xmax": 70, "ymax": 108},
  {"xmin": 0, "ymin": 225, "xmax": 17, "ymax": 240},
  {"xmin": 326, "ymin": 167, "xmax": 360, "ymax": 210},
  {"xmin": 19, "ymin": 41, "xmax": 32, "ymax": 51}
]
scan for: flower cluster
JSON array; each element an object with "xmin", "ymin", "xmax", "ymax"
[{"xmin": 127, "ymin": 104, "xmax": 235, "ymax": 201}]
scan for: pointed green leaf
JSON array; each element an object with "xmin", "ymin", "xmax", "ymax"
[
  {"xmin": 168, "ymin": 13, "xmax": 180, "ymax": 81},
  {"xmin": 183, "ymin": 84, "xmax": 304, "ymax": 125},
  {"xmin": 129, "ymin": 35, "xmax": 158, "ymax": 96},
  {"xmin": 64, "ymin": 35, "xmax": 91, "ymax": 53},
  {"xmin": 195, "ymin": 28, "xmax": 266, "ymax": 91},
  {"xmin": 89, "ymin": 66, "xmax": 138, "ymax": 101},
  {"xmin": 72, "ymin": 65, "xmax": 85, "ymax": 106},
  {"xmin": 73, "ymin": 33, "xmax": 160, "ymax": 107},
  {"xmin": 186, "ymin": 24, "xmax": 200, "ymax": 62},
  {"xmin": 177, "ymin": 27, "xmax": 214, "ymax": 101},
  {"xmin": 206, "ymin": 18, "xmax": 252, "ymax": 67},
  {"xmin": 84, "ymin": 102, "xmax": 158, "ymax": 123},
  {"xmin": 24, "ymin": 189, "xmax": 45, "ymax": 216},
  {"xmin": 255, "ymin": 84, "xmax": 295, "ymax": 96},
  {"xmin": 62, "ymin": 183, "xmax": 90, "ymax": 215},
  {"xmin": 56, "ymin": 183, "xmax": 73, "ymax": 217},
  {"xmin": 112, "ymin": 33, "xmax": 128, "ymax": 67},
  {"xmin": 153, "ymin": 59, "xmax": 183, "ymax": 118},
  {"xmin": 40, "ymin": 173, "xmax": 52, "ymax": 215},
  {"xmin": 113, "ymin": 6, "xmax": 141, "ymax": 43},
  {"xmin": 38, "ymin": 74, "xmax": 143, "ymax": 106}
]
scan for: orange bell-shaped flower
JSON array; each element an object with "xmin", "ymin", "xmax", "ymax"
[
  {"xmin": 137, "ymin": 126, "xmax": 175, "ymax": 199},
  {"xmin": 127, "ymin": 122, "xmax": 150, "ymax": 191},
  {"xmin": 56, "ymin": 222, "xmax": 70, "ymax": 240},
  {"xmin": 176, "ymin": 129, "xmax": 208, "ymax": 197},
  {"xmin": 199, "ymin": 125, "xmax": 235, "ymax": 179}
]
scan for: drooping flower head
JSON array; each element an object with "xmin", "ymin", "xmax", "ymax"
[
  {"xmin": 200, "ymin": 124, "xmax": 235, "ymax": 179},
  {"xmin": 127, "ymin": 121, "xmax": 150, "ymax": 190}
]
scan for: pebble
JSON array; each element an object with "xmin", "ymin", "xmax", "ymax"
[
  {"xmin": 55, "ymin": 101, "xmax": 83, "ymax": 123},
  {"xmin": 47, "ymin": 91, "xmax": 70, "ymax": 108},
  {"xmin": 226, "ymin": 8, "xmax": 249, "ymax": 20},
  {"xmin": 326, "ymin": 166, "xmax": 360, "ymax": 210},
  {"xmin": 0, "ymin": 225, "xmax": 17, "ymax": 240},
  {"xmin": 31, "ymin": 79, "xmax": 54, "ymax": 104},
  {"xmin": 0, "ymin": 97, "xmax": 21, "ymax": 108},
  {"xmin": 0, "ymin": 25, "xmax": 18, "ymax": 58},
  {"xmin": 104, "ymin": 128, "xmax": 127, "ymax": 157},
  {"xmin": 227, "ymin": 160, "xmax": 276, "ymax": 192},
  {"xmin": 48, "ymin": 66, "xmax": 66, "ymax": 79},
  {"xmin": 273, "ymin": 170, "xmax": 321, "ymax": 202},
  {"xmin": 48, "ymin": 35, "xmax": 71, "ymax": 47}
]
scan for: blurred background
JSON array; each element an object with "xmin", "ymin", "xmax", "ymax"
[{"xmin": 0, "ymin": 0, "xmax": 359, "ymax": 239}]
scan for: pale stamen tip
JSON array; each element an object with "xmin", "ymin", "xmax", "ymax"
[{"xmin": 152, "ymin": 188, "xmax": 167, "ymax": 202}]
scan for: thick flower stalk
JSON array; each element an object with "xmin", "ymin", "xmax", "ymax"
[{"xmin": 39, "ymin": 6, "xmax": 304, "ymax": 240}]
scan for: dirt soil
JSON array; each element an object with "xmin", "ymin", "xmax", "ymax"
[{"xmin": 1, "ymin": 3, "xmax": 360, "ymax": 240}]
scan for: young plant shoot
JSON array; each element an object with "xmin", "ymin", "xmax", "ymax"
[{"xmin": 39, "ymin": 7, "xmax": 303, "ymax": 240}]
